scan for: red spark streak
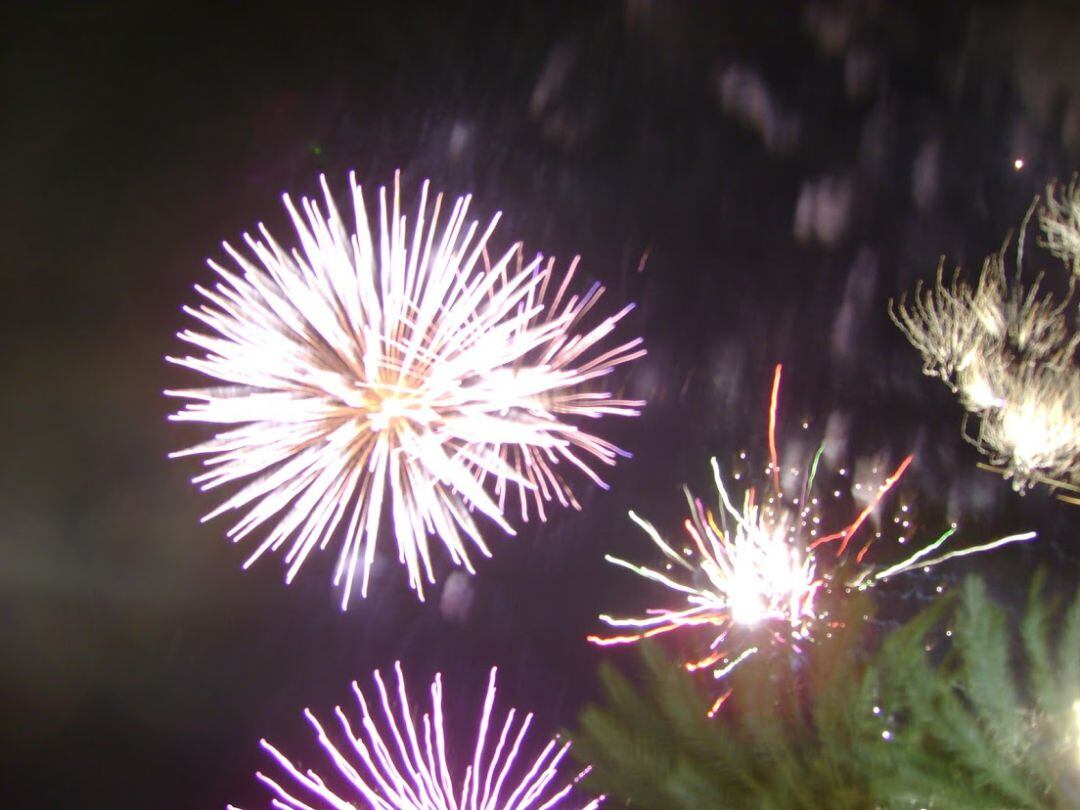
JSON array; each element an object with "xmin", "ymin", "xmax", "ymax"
[
  {"xmin": 686, "ymin": 650, "xmax": 725, "ymax": 672},
  {"xmin": 768, "ymin": 364, "xmax": 782, "ymax": 492},
  {"xmin": 707, "ymin": 688, "xmax": 734, "ymax": 718},
  {"xmin": 809, "ymin": 453, "xmax": 914, "ymax": 556}
]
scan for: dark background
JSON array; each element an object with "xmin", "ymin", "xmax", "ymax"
[{"xmin": 3, "ymin": 2, "xmax": 1079, "ymax": 807}]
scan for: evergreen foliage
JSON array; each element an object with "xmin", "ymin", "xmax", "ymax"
[{"xmin": 573, "ymin": 577, "xmax": 1080, "ymax": 808}]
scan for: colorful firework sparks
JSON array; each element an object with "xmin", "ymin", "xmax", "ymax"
[
  {"xmin": 590, "ymin": 364, "xmax": 1035, "ymax": 713},
  {"xmin": 230, "ymin": 663, "xmax": 601, "ymax": 810},
  {"xmin": 168, "ymin": 172, "xmax": 645, "ymax": 607},
  {"xmin": 588, "ymin": 456, "xmax": 823, "ymax": 716}
]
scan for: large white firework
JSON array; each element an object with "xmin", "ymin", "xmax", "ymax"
[
  {"xmin": 229, "ymin": 663, "xmax": 601, "ymax": 810},
  {"xmin": 168, "ymin": 172, "xmax": 644, "ymax": 605}
]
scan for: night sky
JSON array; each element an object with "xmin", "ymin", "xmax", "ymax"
[{"xmin": 4, "ymin": 2, "xmax": 1079, "ymax": 807}]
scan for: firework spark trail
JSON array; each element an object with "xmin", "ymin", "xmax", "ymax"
[
  {"xmin": 168, "ymin": 172, "xmax": 644, "ymax": 606},
  {"xmin": 857, "ymin": 530, "xmax": 1037, "ymax": 585},
  {"xmin": 706, "ymin": 688, "xmax": 735, "ymax": 719},
  {"xmin": 768, "ymin": 364, "xmax": 782, "ymax": 492},
  {"xmin": 229, "ymin": 663, "xmax": 602, "ymax": 810}
]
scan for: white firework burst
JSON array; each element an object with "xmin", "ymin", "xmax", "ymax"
[
  {"xmin": 229, "ymin": 663, "xmax": 601, "ymax": 810},
  {"xmin": 168, "ymin": 172, "xmax": 644, "ymax": 606},
  {"xmin": 891, "ymin": 185, "xmax": 1080, "ymax": 496}
]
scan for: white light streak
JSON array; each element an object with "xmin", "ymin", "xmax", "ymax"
[{"xmin": 861, "ymin": 530, "xmax": 1036, "ymax": 585}]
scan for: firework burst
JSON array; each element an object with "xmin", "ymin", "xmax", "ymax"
[
  {"xmin": 890, "ymin": 181, "xmax": 1080, "ymax": 498},
  {"xmin": 231, "ymin": 663, "xmax": 601, "ymax": 810},
  {"xmin": 590, "ymin": 364, "xmax": 1034, "ymax": 714},
  {"xmin": 168, "ymin": 172, "xmax": 644, "ymax": 606}
]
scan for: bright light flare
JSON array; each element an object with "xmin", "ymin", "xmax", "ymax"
[
  {"xmin": 230, "ymin": 663, "xmax": 601, "ymax": 810},
  {"xmin": 168, "ymin": 172, "xmax": 645, "ymax": 606}
]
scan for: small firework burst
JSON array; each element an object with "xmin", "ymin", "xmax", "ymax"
[
  {"xmin": 588, "ymin": 456, "xmax": 822, "ymax": 715},
  {"xmin": 168, "ymin": 172, "xmax": 644, "ymax": 606},
  {"xmin": 231, "ymin": 663, "xmax": 601, "ymax": 810}
]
